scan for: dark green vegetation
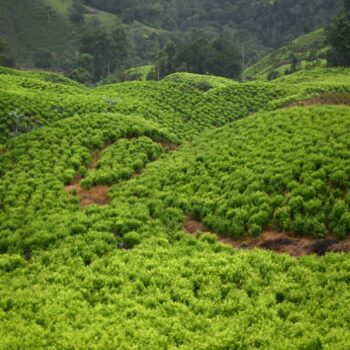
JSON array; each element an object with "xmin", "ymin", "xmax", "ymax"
[
  {"xmin": 84, "ymin": 0, "xmax": 341, "ymax": 48},
  {"xmin": 157, "ymin": 38, "xmax": 242, "ymax": 80},
  {"xmin": 0, "ymin": 0, "xmax": 74, "ymax": 66},
  {"xmin": 327, "ymin": 0, "xmax": 350, "ymax": 67},
  {"xmin": 0, "ymin": 65, "xmax": 350, "ymax": 348},
  {"xmin": 0, "ymin": 36, "xmax": 15, "ymax": 68},
  {"xmin": 0, "ymin": 0, "xmax": 343, "ymax": 78}
]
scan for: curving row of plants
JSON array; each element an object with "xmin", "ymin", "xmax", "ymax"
[
  {"xmin": 108, "ymin": 106, "xmax": 350, "ymax": 239},
  {"xmin": 0, "ymin": 112, "xmax": 176, "ymax": 253},
  {"xmin": 80, "ymin": 136, "xmax": 165, "ymax": 188},
  {"xmin": 2, "ymin": 67, "xmax": 350, "ymax": 144}
]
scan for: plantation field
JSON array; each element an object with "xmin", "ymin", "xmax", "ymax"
[
  {"xmin": 0, "ymin": 66, "xmax": 350, "ymax": 349},
  {"xmin": 2, "ymin": 67, "xmax": 350, "ymax": 144}
]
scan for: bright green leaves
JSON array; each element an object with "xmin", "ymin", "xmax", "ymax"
[
  {"xmin": 80, "ymin": 136, "xmax": 164, "ymax": 188},
  {"xmin": 108, "ymin": 106, "xmax": 350, "ymax": 239}
]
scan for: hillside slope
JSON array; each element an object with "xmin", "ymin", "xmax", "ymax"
[
  {"xmin": 0, "ymin": 0, "xmax": 342, "ymax": 68},
  {"xmin": 245, "ymin": 29, "xmax": 329, "ymax": 80},
  {"xmin": 0, "ymin": 69, "xmax": 350, "ymax": 347},
  {"xmin": 0, "ymin": 0, "xmax": 74, "ymax": 66},
  {"xmin": 2, "ymin": 66, "xmax": 350, "ymax": 145}
]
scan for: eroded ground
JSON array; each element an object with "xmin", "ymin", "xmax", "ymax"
[{"xmin": 183, "ymin": 215, "xmax": 350, "ymax": 257}]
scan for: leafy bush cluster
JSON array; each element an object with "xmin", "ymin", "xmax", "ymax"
[
  {"xmin": 81, "ymin": 136, "xmax": 164, "ymax": 188},
  {"xmin": 1, "ymin": 237, "xmax": 349, "ymax": 349},
  {"xmin": 0, "ymin": 112, "xmax": 174, "ymax": 252}
]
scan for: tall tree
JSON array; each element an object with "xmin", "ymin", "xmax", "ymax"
[
  {"xmin": 0, "ymin": 36, "xmax": 15, "ymax": 68},
  {"xmin": 70, "ymin": 0, "xmax": 85, "ymax": 24},
  {"xmin": 107, "ymin": 25, "xmax": 129, "ymax": 75},
  {"xmin": 234, "ymin": 30, "xmax": 250, "ymax": 81},
  {"xmin": 80, "ymin": 20, "xmax": 108, "ymax": 79},
  {"xmin": 345, "ymin": 0, "xmax": 350, "ymax": 13},
  {"xmin": 80, "ymin": 20, "xmax": 128, "ymax": 80},
  {"xmin": 33, "ymin": 49, "xmax": 53, "ymax": 69},
  {"xmin": 156, "ymin": 37, "xmax": 241, "ymax": 80},
  {"xmin": 205, "ymin": 38, "xmax": 241, "ymax": 79},
  {"xmin": 157, "ymin": 41, "xmax": 177, "ymax": 79},
  {"xmin": 327, "ymin": 0, "xmax": 350, "ymax": 66}
]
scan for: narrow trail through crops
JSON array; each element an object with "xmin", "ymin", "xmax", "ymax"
[
  {"xmin": 64, "ymin": 139, "xmax": 178, "ymax": 206},
  {"xmin": 183, "ymin": 215, "xmax": 350, "ymax": 257},
  {"xmin": 285, "ymin": 93, "xmax": 350, "ymax": 108}
]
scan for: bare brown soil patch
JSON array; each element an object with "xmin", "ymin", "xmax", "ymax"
[
  {"xmin": 183, "ymin": 216, "xmax": 350, "ymax": 257},
  {"xmin": 88, "ymin": 151, "xmax": 101, "ymax": 169},
  {"xmin": 64, "ymin": 152, "xmax": 110, "ymax": 207},
  {"xmin": 65, "ymin": 183, "xmax": 110, "ymax": 207},
  {"xmin": 286, "ymin": 93, "xmax": 350, "ymax": 108},
  {"xmin": 64, "ymin": 138, "xmax": 178, "ymax": 206},
  {"xmin": 183, "ymin": 216, "xmax": 208, "ymax": 234},
  {"xmin": 159, "ymin": 141, "xmax": 178, "ymax": 151}
]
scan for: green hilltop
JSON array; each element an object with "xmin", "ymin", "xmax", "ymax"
[{"xmin": 2, "ymin": 65, "xmax": 350, "ymax": 144}]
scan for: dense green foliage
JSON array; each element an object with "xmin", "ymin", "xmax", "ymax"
[
  {"xmin": 1, "ymin": 241, "xmax": 349, "ymax": 349},
  {"xmin": 327, "ymin": 0, "xmax": 350, "ymax": 67},
  {"xmin": 80, "ymin": 136, "xmax": 165, "ymax": 188},
  {"xmin": 79, "ymin": 21, "xmax": 128, "ymax": 81},
  {"xmin": 0, "ymin": 0, "xmax": 74, "ymax": 66},
  {"xmin": 108, "ymin": 106, "xmax": 350, "ymax": 239},
  {"xmin": 83, "ymin": 0, "xmax": 341, "ymax": 48},
  {"xmin": 0, "ymin": 66, "xmax": 350, "ymax": 349},
  {"xmin": 0, "ymin": 68, "xmax": 305, "ymax": 143},
  {"xmin": 158, "ymin": 38, "xmax": 242, "ymax": 80},
  {"xmin": 0, "ymin": 36, "xmax": 15, "ymax": 68},
  {"xmin": 0, "ymin": 112, "xmax": 174, "ymax": 252}
]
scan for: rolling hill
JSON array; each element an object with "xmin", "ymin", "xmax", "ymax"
[{"xmin": 0, "ymin": 65, "xmax": 350, "ymax": 348}]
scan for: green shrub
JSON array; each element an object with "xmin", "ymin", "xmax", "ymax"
[{"xmin": 123, "ymin": 231, "xmax": 141, "ymax": 248}]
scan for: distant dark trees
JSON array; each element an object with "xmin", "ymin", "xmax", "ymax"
[
  {"xmin": 33, "ymin": 49, "xmax": 53, "ymax": 69},
  {"xmin": 79, "ymin": 20, "xmax": 128, "ymax": 81},
  {"xmin": 81, "ymin": 0, "xmax": 341, "ymax": 49},
  {"xmin": 345, "ymin": 0, "xmax": 350, "ymax": 12},
  {"xmin": 327, "ymin": 0, "xmax": 350, "ymax": 66},
  {"xmin": 157, "ymin": 38, "xmax": 241, "ymax": 80},
  {"xmin": 69, "ymin": 0, "xmax": 85, "ymax": 24},
  {"xmin": 0, "ymin": 36, "xmax": 15, "ymax": 68}
]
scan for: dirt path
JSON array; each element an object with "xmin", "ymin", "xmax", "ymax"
[
  {"xmin": 65, "ymin": 183, "xmax": 110, "ymax": 207},
  {"xmin": 64, "ymin": 149, "xmax": 110, "ymax": 207},
  {"xmin": 64, "ymin": 138, "xmax": 178, "ymax": 206},
  {"xmin": 285, "ymin": 93, "xmax": 350, "ymax": 108},
  {"xmin": 183, "ymin": 215, "xmax": 350, "ymax": 257},
  {"xmin": 159, "ymin": 141, "xmax": 178, "ymax": 151}
]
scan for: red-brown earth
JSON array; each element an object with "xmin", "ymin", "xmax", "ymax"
[{"xmin": 183, "ymin": 215, "xmax": 350, "ymax": 257}]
